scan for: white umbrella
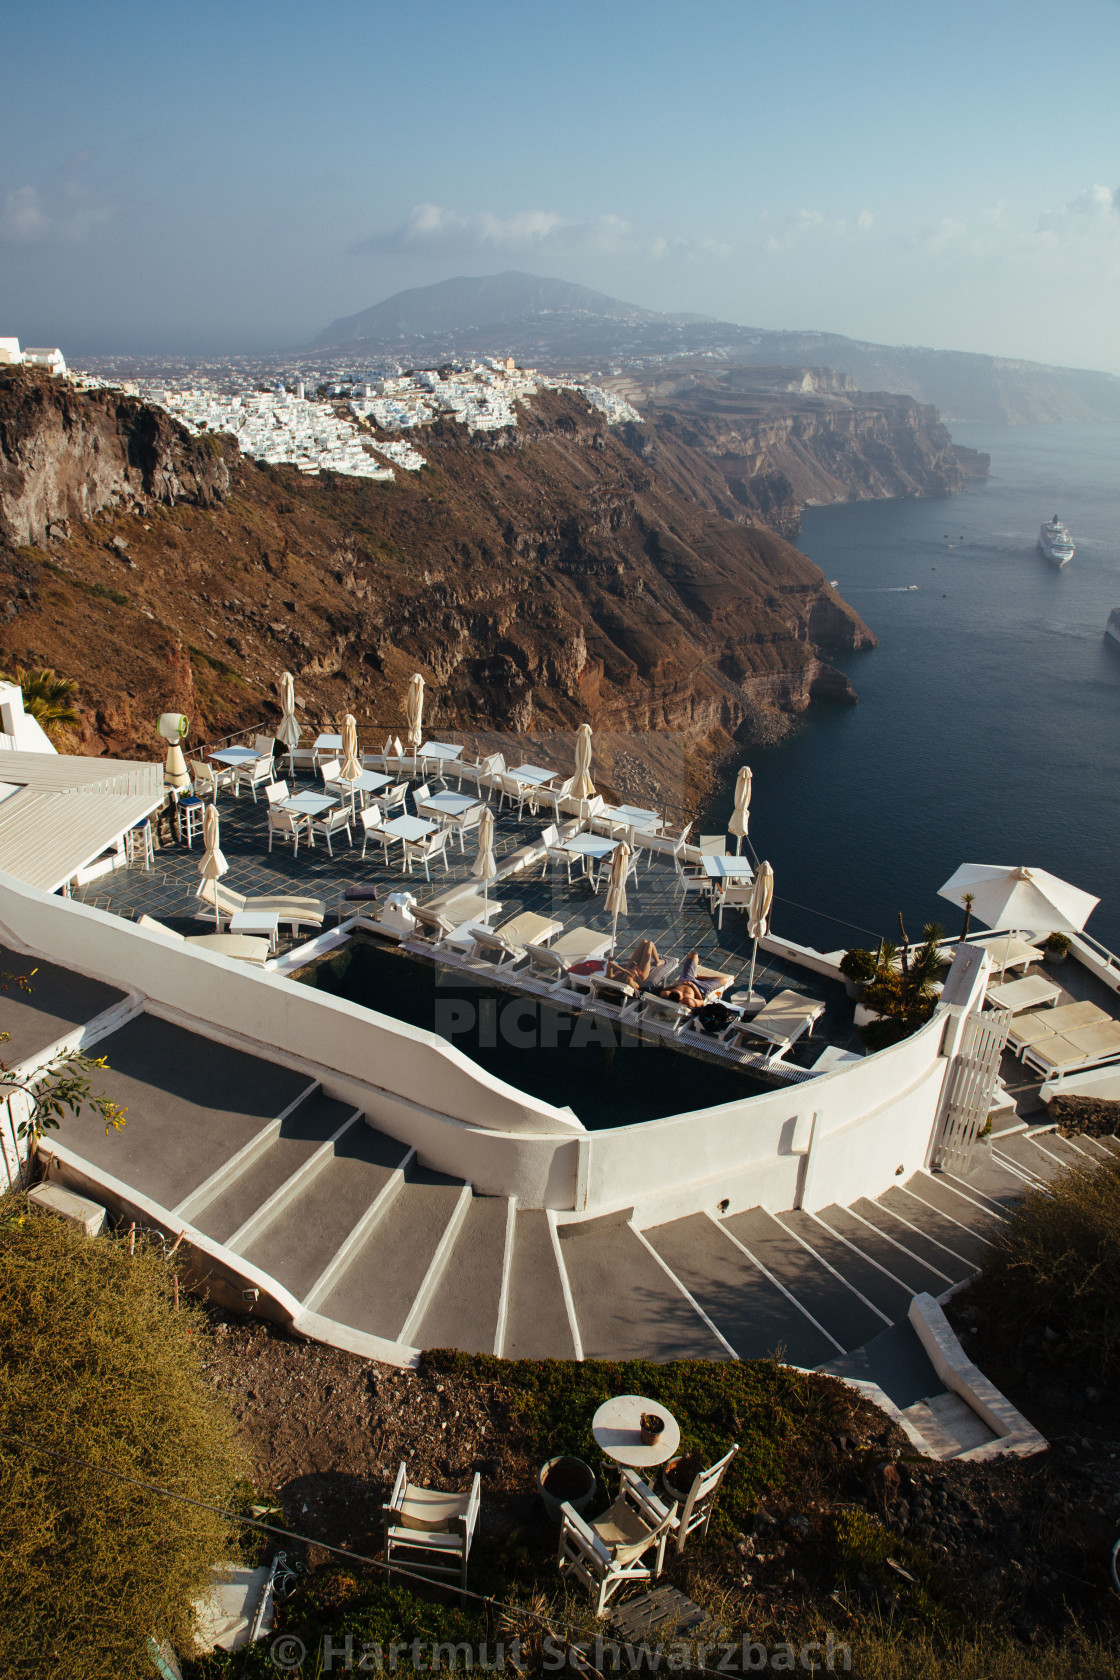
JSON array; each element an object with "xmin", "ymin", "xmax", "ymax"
[
  {"xmin": 276, "ymin": 671, "xmax": 301, "ymax": 751},
  {"xmin": 572, "ymin": 722, "xmax": 596, "ymax": 803},
  {"xmin": 196, "ymin": 804, "xmax": 229, "ymax": 928},
  {"xmin": 728, "ymin": 764, "xmax": 753, "ymax": 856},
  {"xmin": 746, "ymin": 860, "xmax": 774, "ymax": 995},
  {"xmin": 405, "ymin": 673, "xmax": 425, "ymax": 771},
  {"xmin": 605, "ymin": 841, "xmax": 630, "ymax": 954},
  {"xmin": 341, "ymin": 712, "xmax": 361, "ymax": 781},
  {"xmin": 472, "ymin": 806, "xmax": 496, "ymax": 912},
  {"xmin": 937, "ymin": 863, "xmax": 1098, "ymax": 936}
]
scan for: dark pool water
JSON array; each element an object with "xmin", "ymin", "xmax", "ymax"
[{"xmin": 297, "ymin": 936, "xmax": 767, "ymax": 1128}]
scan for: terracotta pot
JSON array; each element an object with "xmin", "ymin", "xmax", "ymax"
[
  {"xmin": 538, "ymin": 1456, "xmax": 595, "ymax": 1524},
  {"xmin": 639, "ymin": 1413, "xmax": 665, "ymax": 1447}
]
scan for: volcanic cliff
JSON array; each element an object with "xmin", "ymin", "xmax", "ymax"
[{"xmin": 0, "ymin": 367, "xmax": 876, "ymax": 806}]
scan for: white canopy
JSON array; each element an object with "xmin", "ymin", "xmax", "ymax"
[
  {"xmin": 605, "ymin": 841, "xmax": 630, "ymax": 950},
  {"xmin": 405, "ymin": 674, "xmax": 425, "ymax": 752},
  {"xmin": 937, "ymin": 863, "xmax": 1099, "ymax": 936},
  {"xmin": 472, "ymin": 806, "xmax": 496, "ymax": 908},
  {"xmin": 748, "ymin": 860, "xmax": 774, "ymax": 939},
  {"xmin": 572, "ymin": 723, "xmax": 595, "ymax": 802},
  {"xmin": 197, "ymin": 805, "xmax": 229, "ymax": 928},
  {"xmin": 340, "ymin": 713, "xmax": 361, "ymax": 780},
  {"xmin": 276, "ymin": 671, "xmax": 301, "ymax": 750},
  {"xmin": 728, "ymin": 765, "xmax": 752, "ymax": 849}
]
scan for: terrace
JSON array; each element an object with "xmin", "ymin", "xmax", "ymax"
[{"xmin": 68, "ymin": 731, "xmax": 862, "ymax": 1129}]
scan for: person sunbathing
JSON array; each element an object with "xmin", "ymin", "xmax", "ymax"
[
  {"xmin": 654, "ymin": 951, "xmax": 722, "ymax": 1011},
  {"xmin": 605, "ymin": 938, "xmax": 669, "ymax": 989}
]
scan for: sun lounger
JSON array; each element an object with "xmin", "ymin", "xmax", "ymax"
[
  {"xmin": 1005, "ymin": 999, "xmax": 1108, "ymax": 1056},
  {"xmin": 984, "ymin": 974, "xmax": 1062, "ymax": 1014},
  {"xmin": 136, "ymin": 916, "xmax": 270, "ymax": 964},
  {"xmin": 521, "ymin": 928, "xmax": 614, "ymax": 988},
  {"xmin": 1021, "ymin": 1020, "xmax": 1120, "ymax": 1080},
  {"xmin": 586, "ymin": 972, "xmax": 640, "ymax": 1013},
  {"xmin": 470, "ymin": 913, "xmax": 563, "ymax": 968},
  {"xmin": 636, "ymin": 992, "xmax": 694, "ymax": 1032},
  {"xmin": 722, "ymin": 989, "xmax": 825, "ymax": 1059},
  {"xmin": 970, "ymin": 935, "xmax": 1046, "ymax": 976},
  {"xmin": 494, "ymin": 911, "xmax": 563, "ymax": 948},
  {"xmin": 197, "ymin": 878, "xmax": 325, "ymax": 933},
  {"xmin": 409, "ymin": 895, "xmax": 504, "ymax": 947}
]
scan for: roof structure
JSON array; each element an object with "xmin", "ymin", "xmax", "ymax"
[{"xmin": 0, "ymin": 750, "xmax": 165, "ymax": 894}]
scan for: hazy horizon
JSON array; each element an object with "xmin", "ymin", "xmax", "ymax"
[{"xmin": 3, "ymin": 0, "xmax": 1120, "ymax": 374}]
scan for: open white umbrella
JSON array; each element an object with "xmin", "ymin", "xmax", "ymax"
[
  {"xmin": 196, "ymin": 804, "xmax": 229, "ymax": 928},
  {"xmin": 341, "ymin": 712, "xmax": 361, "ymax": 781},
  {"xmin": 472, "ymin": 806, "xmax": 496, "ymax": 913},
  {"xmin": 572, "ymin": 722, "xmax": 596, "ymax": 804},
  {"xmin": 605, "ymin": 841, "xmax": 630, "ymax": 955},
  {"xmin": 728, "ymin": 765, "xmax": 753, "ymax": 855},
  {"xmin": 746, "ymin": 860, "xmax": 774, "ymax": 996},
  {"xmin": 937, "ymin": 863, "xmax": 1098, "ymax": 936},
  {"xmin": 405, "ymin": 673, "xmax": 425, "ymax": 772},
  {"xmin": 276, "ymin": 671, "xmax": 301, "ymax": 751}
]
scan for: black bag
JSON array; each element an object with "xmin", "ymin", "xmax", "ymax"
[{"xmin": 694, "ymin": 1001, "xmax": 734, "ymax": 1035}]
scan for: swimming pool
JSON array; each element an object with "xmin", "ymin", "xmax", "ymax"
[{"xmin": 295, "ymin": 936, "xmax": 769, "ymax": 1129}]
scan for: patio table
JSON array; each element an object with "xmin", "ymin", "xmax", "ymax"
[
  {"xmin": 381, "ymin": 814, "xmax": 437, "ymax": 843},
  {"xmin": 702, "ymin": 855, "xmax": 755, "ymax": 880},
  {"xmin": 210, "ymin": 746, "xmax": 260, "ymax": 767},
  {"xmin": 227, "ymin": 909, "xmax": 281, "ymax": 953},
  {"xmin": 592, "ymin": 1395, "xmax": 681, "ymax": 1470},
  {"xmin": 509, "ymin": 764, "xmax": 561, "ymax": 786},
  {"xmin": 418, "ymin": 741, "xmax": 464, "ymax": 763},
  {"xmin": 311, "ymin": 732, "xmax": 342, "ymax": 768},
  {"xmin": 561, "ymin": 831, "xmax": 619, "ymax": 889},
  {"xmin": 332, "ymin": 768, "xmax": 391, "ymax": 809},
  {"xmin": 422, "ymin": 791, "xmax": 478, "ymax": 817},
  {"xmin": 282, "ymin": 792, "xmax": 337, "ymax": 818},
  {"xmin": 986, "ymin": 974, "xmax": 1061, "ymax": 1014},
  {"xmin": 599, "ymin": 804, "xmax": 663, "ymax": 833}
]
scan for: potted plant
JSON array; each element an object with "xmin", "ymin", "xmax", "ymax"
[
  {"xmin": 661, "ymin": 1451, "xmax": 704, "ymax": 1504},
  {"xmin": 537, "ymin": 1456, "xmax": 596, "ymax": 1525},
  {"xmin": 1045, "ymin": 932, "xmax": 1071, "ymax": 964},
  {"xmin": 839, "ymin": 947, "xmax": 878, "ymax": 1001},
  {"xmin": 639, "ymin": 1411, "xmax": 665, "ymax": 1447}
]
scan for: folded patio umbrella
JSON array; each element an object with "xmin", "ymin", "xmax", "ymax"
[
  {"xmin": 728, "ymin": 764, "xmax": 753, "ymax": 855},
  {"xmin": 405, "ymin": 673, "xmax": 425, "ymax": 764},
  {"xmin": 196, "ymin": 804, "xmax": 229, "ymax": 928},
  {"xmin": 937, "ymin": 863, "xmax": 1099, "ymax": 936},
  {"xmin": 746, "ymin": 860, "xmax": 774, "ymax": 994},
  {"xmin": 341, "ymin": 713, "xmax": 361, "ymax": 780},
  {"xmin": 605, "ymin": 841, "xmax": 630, "ymax": 954},
  {"xmin": 472, "ymin": 805, "xmax": 496, "ymax": 912},
  {"xmin": 572, "ymin": 722, "xmax": 596, "ymax": 802},
  {"xmin": 276, "ymin": 670, "xmax": 301, "ymax": 751}
]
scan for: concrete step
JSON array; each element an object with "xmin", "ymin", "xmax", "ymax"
[
  {"xmin": 559, "ymin": 1212, "xmax": 728, "ymax": 1362},
  {"xmin": 239, "ymin": 1122, "xmax": 411, "ymax": 1300},
  {"xmin": 191, "ymin": 1092, "xmax": 358, "ymax": 1245},
  {"xmin": 722, "ymin": 1207, "xmax": 886, "ymax": 1353},
  {"xmin": 314, "ymin": 1160, "xmax": 469, "ymax": 1343},
  {"xmin": 644, "ymin": 1212, "xmax": 835, "ymax": 1366},
  {"xmin": 991, "ymin": 1132, "xmax": 1060, "ymax": 1182},
  {"xmin": 847, "ymin": 1196, "xmax": 974, "ymax": 1284},
  {"xmin": 907, "ymin": 1172, "xmax": 1008, "ymax": 1239},
  {"xmin": 414, "ymin": 1195, "xmax": 511, "ymax": 1355},
  {"xmin": 502, "ymin": 1210, "xmax": 577, "ymax": 1360},
  {"xmin": 776, "ymin": 1209, "xmax": 912, "ymax": 1324},
  {"xmin": 876, "ymin": 1186, "xmax": 990, "ymax": 1274},
  {"xmin": 901, "ymin": 1392, "xmax": 998, "ymax": 1457},
  {"xmin": 814, "ymin": 1203, "xmax": 955, "ymax": 1296}
]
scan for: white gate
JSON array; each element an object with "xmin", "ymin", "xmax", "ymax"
[{"xmin": 933, "ymin": 1006, "xmax": 1012, "ymax": 1175}]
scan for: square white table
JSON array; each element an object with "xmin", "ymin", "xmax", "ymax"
[
  {"xmin": 311, "ymin": 732, "xmax": 342, "ymax": 767},
  {"xmin": 282, "ymin": 792, "xmax": 337, "ymax": 818},
  {"xmin": 702, "ymin": 855, "xmax": 755, "ymax": 880},
  {"xmin": 600, "ymin": 803, "xmax": 663, "ymax": 832},
  {"xmin": 210, "ymin": 746, "xmax": 260, "ymax": 768},
  {"xmin": 381, "ymin": 814, "xmax": 437, "ymax": 843},
  {"xmin": 509, "ymin": 764, "xmax": 561, "ymax": 786},
  {"xmin": 227, "ymin": 909, "xmax": 280, "ymax": 952},
  {"xmin": 423, "ymin": 791, "xmax": 478, "ymax": 817},
  {"xmin": 986, "ymin": 974, "xmax": 1062, "ymax": 1014},
  {"xmin": 418, "ymin": 741, "xmax": 463, "ymax": 762}
]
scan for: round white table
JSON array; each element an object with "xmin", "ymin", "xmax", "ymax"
[{"xmin": 591, "ymin": 1395, "xmax": 680, "ymax": 1469}]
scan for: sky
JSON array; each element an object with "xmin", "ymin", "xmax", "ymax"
[{"xmin": 3, "ymin": 0, "xmax": 1120, "ymax": 370}]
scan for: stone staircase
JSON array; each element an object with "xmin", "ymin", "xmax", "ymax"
[{"xmin": 36, "ymin": 999, "xmax": 1119, "ymax": 1437}]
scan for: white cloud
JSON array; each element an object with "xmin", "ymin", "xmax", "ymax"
[
  {"xmin": 348, "ymin": 202, "xmax": 728, "ymax": 262},
  {"xmin": 1, "ymin": 179, "xmax": 116, "ymax": 244},
  {"xmin": 1037, "ymin": 182, "xmax": 1120, "ymax": 244}
]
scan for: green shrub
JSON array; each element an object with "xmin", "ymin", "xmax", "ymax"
[
  {"xmin": 0, "ymin": 1192, "xmax": 251, "ymax": 1679},
  {"xmin": 978, "ymin": 1155, "xmax": 1120, "ymax": 1382},
  {"xmin": 840, "ymin": 947, "xmax": 878, "ymax": 983}
]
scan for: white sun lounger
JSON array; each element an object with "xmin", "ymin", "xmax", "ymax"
[
  {"xmin": 1005, "ymin": 999, "xmax": 1108, "ymax": 1057},
  {"xmin": 970, "ymin": 935, "xmax": 1046, "ymax": 976},
  {"xmin": 722, "ymin": 989, "xmax": 825, "ymax": 1060},
  {"xmin": 521, "ymin": 927, "xmax": 613, "ymax": 986},
  {"xmin": 197, "ymin": 878, "xmax": 325, "ymax": 933},
  {"xmin": 470, "ymin": 912, "xmax": 563, "ymax": 968},
  {"xmin": 410, "ymin": 894, "xmax": 505, "ymax": 947},
  {"xmin": 137, "ymin": 915, "xmax": 270, "ymax": 964},
  {"xmin": 1022, "ymin": 1019, "xmax": 1120, "ymax": 1080}
]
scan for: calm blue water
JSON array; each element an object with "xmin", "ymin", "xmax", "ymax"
[{"xmin": 707, "ymin": 423, "xmax": 1120, "ymax": 954}]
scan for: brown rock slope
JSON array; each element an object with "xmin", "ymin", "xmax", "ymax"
[{"xmin": 0, "ymin": 368, "xmax": 874, "ymax": 800}]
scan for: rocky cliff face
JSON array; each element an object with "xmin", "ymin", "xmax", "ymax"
[
  {"xmin": 608, "ymin": 365, "xmax": 989, "ymax": 538},
  {"xmin": 0, "ymin": 370, "xmax": 874, "ymax": 809}
]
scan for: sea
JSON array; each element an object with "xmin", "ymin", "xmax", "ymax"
[{"xmin": 705, "ymin": 421, "xmax": 1120, "ymax": 955}]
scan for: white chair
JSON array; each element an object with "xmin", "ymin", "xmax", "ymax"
[
  {"xmin": 557, "ymin": 1471, "xmax": 677, "ymax": 1617},
  {"xmin": 190, "ymin": 759, "xmax": 234, "ymax": 800},
  {"xmin": 440, "ymin": 801, "xmax": 483, "ymax": 851},
  {"xmin": 538, "ymin": 823, "xmax": 575, "ymax": 885},
  {"xmin": 672, "ymin": 838, "xmax": 711, "ymax": 906},
  {"xmin": 359, "ymin": 806, "xmax": 402, "ymax": 863},
  {"xmin": 374, "ymin": 782, "xmax": 409, "ymax": 819},
  {"xmin": 383, "ymin": 1462, "xmax": 481, "ymax": 1599},
  {"xmin": 311, "ymin": 804, "xmax": 353, "ymax": 856},
  {"xmin": 411, "ymin": 782, "xmax": 432, "ymax": 813},
  {"xmin": 253, "ymin": 734, "xmax": 276, "ymax": 761},
  {"xmin": 403, "ymin": 827, "xmax": 451, "ymax": 881},
  {"xmin": 286, "ymin": 745, "xmax": 318, "ymax": 777},
  {"xmin": 475, "ymin": 752, "xmax": 507, "ymax": 798},
  {"xmin": 698, "ymin": 834, "xmax": 726, "ymax": 856},
  {"xmin": 232, "ymin": 755, "xmax": 275, "ymax": 801},
  {"xmin": 176, "ymin": 796, "xmax": 205, "ymax": 847},
  {"xmin": 534, "ymin": 776, "xmax": 574, "ymax": 822},
  {"xmin": 265, "ymin": 786, "xmax": 308, "ymax": 857},
  {"xmin": 658, "ymin": 1444, "xmax": 739, "ymax": 1555},
  {"xmin": 716, "ymin": 881, "xmax": 755, "ymax": 931},
  {"xmin": 586, "ymin": 972, "xmax": 641, "ymax": 1015}
]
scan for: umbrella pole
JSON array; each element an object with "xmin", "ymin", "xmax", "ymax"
[
  {"xmin": 748, "ymin": 937, "xmax": 759, "ymax": 995},
  {"xmin": 611, "ymin": 908, "xmax": 619, "ymax": 955}
]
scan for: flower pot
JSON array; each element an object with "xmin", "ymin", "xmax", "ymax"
[
  {"xmin": 844, "ymin": 980, "xmax": 864, "ymax": 1002},
  {"xmin": 1045, "ymin": 949, "xmax": 1068, "ymax": 965},
  {"xmin": 538, "ymin": 1456, "xmax": 596, "ymax": 1525},
  {"xmin": 661, "ymin": 1452, "xmax": 705, "ymax": 1504},
  {"xmin": 639, "ymin": 1412, "xmax": 665, "ymax": 1447}
]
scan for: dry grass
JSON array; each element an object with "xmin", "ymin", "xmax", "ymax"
[
  {"xmin": 0, "ymin": 1191, "xmax": 251, "ymax": 1680},
  {"xmin": 978, "ymin": 1154, "xmax": 1120, "ymax": 1383}
]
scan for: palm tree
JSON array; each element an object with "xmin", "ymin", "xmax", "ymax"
[
  {"xmin": 2, "ymin": 668, "xmax": 81, "ymax": 736},
  {"xmin": 959, "ymin": 891, "xmax": 975, "ymax": 943}
]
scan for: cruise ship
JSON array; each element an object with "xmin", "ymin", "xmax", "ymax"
[{"xmin": 1038, "ymin": 514, "xmax": 1075, "ymax": 567}]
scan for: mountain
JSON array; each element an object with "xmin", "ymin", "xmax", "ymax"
[
  {"xmin": 311, "ymin": 272, "xmax": 1120, "ymax": 425},
  {"xmin": 0, "ymin": 366, "xmax": 875, "ymax": 808}
]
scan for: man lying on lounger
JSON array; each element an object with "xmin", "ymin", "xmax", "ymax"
[{"xmin": 606, "ymin": 943, "xmax": 723, "ymax": 1010}]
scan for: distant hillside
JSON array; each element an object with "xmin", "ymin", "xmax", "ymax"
[{"xmin": 311, "ymin": 271, "xmax": 1120, "ymax": 425}]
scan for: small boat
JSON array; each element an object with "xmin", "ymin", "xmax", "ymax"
[{"xmin": 1039, "ymin": 514, "xmax": 1075, "ymax": 567}]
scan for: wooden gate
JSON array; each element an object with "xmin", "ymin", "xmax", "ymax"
[{"xmin": 933, "ymin": 1006, "xmax": 1012, "ymax": 1175}]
